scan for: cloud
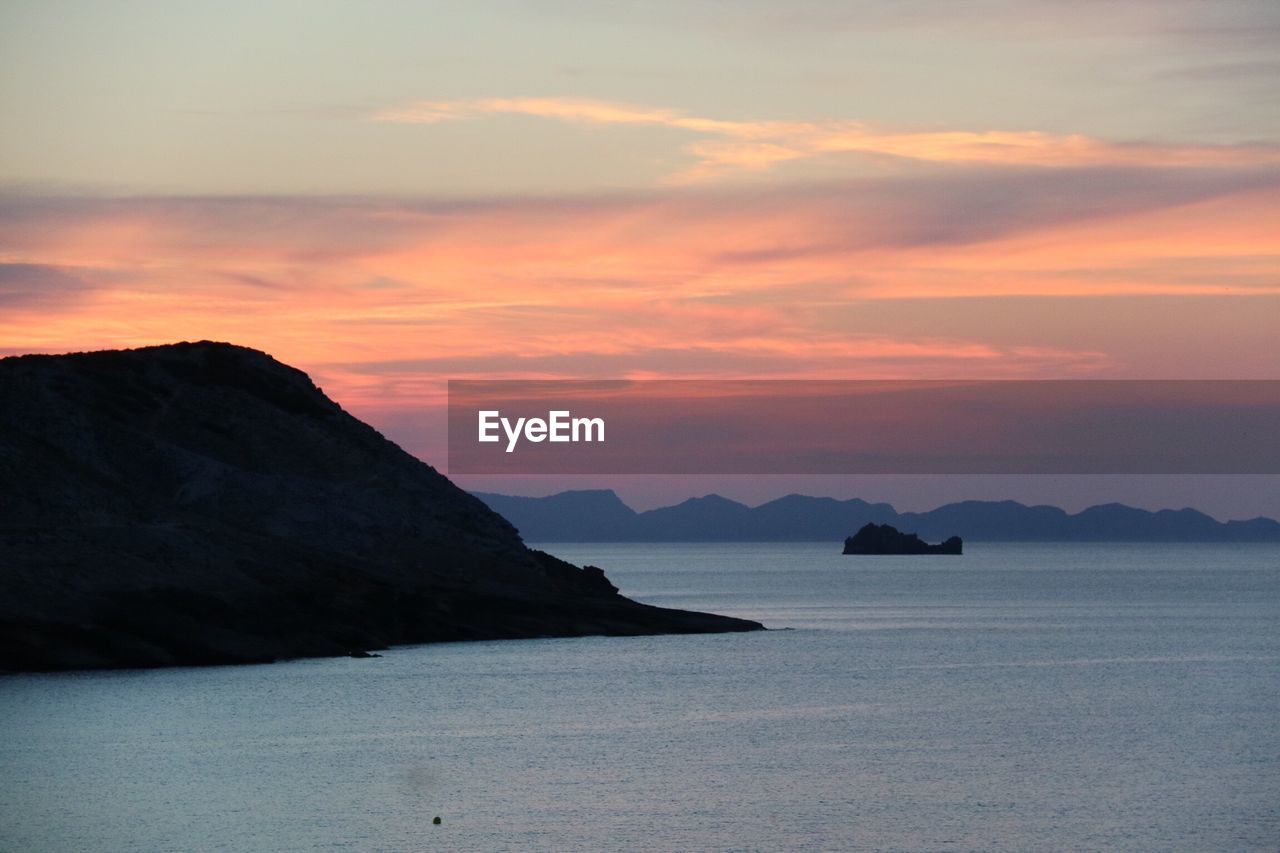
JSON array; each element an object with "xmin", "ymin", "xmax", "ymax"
[
  {"xmin": 8, "ymin": 165, "xmax": 1270, "ymax": 264},
  {"xmin": 0, "ymin": 263, "xmax": 97, "ymax": 308},
  {"xmin": 1, "ymin": 168, "xmax": 1273, "ymax": 300},
  {"xmin": 1157, "ymin": 59, "xmax": 1280, "ymax": 84},
  {"xmin": 374, "ymin": 97, "xmax": 1280, "ymax": 183},
  {"xmin": 537, "ymin": 0, "xmax": 1280, "ymax": 46},
  {"xmin": 1, "ymin": 165, "xmax": 1275, "ymax": 400},
  {"xmin": 310, "ymin": 340, "xmax": 1114, "ymax": 409}
]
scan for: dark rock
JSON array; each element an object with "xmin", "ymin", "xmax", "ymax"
[
  {"xmin": 0, "ymin": 342, "xmax": 762, "ymax": 672},
  {"xmin": 842, "ymin": 523, "xmax": 963, "ymax": 555}
]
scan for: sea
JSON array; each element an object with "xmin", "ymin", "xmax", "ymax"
[{"xmin": 1, "ymin": 542, "xmax": 1278, "ymax": 852}]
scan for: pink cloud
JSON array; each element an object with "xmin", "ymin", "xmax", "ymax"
[
  {"xmin": 1, "ymin": 164, "xmax": 1275, "ymax": 409},
  {"xmin": 375, "ymin": 97, "xmax": 1280, "ymax": 182}
]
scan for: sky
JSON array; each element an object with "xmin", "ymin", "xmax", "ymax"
[{"xmin": 2, "ymin": 1, "xmax": 1278, "ymax": 517}]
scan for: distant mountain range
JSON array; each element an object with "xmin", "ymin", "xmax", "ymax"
[{"xmin": 472, "ymin": 490, "xmax": 1280, "ymax": 543}]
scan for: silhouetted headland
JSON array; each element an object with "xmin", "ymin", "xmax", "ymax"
[
  {"xmin": 0, "ymin": 342, "xmax": 761, "ymax": 672},
  {"xmin": 843, "ymin": 523, "xmax": 963, "ymax": 555}
]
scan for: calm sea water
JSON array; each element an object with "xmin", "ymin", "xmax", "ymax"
[{"xmin": 2, "ymin": 542, "xmax": 1278, "ymax": 852}]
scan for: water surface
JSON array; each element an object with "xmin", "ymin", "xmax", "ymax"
[{"xmin": 2, "ymin": 543, "xmax": 1277, "ymax": 851}]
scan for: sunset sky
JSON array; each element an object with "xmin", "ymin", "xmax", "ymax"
[{"xmin": 2, "ymin": 1, "xmax": 1278, "ymax": 515}]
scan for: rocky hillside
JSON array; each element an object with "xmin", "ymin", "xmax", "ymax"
[{"xmin": 0, "ymin": 342, "xmax": 760, "ymax": 671}]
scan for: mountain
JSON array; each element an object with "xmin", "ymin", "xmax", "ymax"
[
  {"xmin": 748, "ymin": 494, "xmax": 898, "ymax": 540},
  {"xmin": 475, "ymin": 489, "xmax": 639, "ymax": 541},
  {"xmin": 471, "ymin": 490, "xmax": 1280, "ymax": 543},
  {"xmin": 0, "ymin": 343, "xmax": 760, "ymax": 671},
  {"xmin": 634, "ymin": 494, "xmax": 756, "ymax": 540}
]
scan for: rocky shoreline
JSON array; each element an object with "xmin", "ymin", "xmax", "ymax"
[{"xmin": 0, "ymin": 342, "xmax": 761, "ymax": 672}]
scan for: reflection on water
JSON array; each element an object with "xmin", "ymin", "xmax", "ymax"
[{"xmin": 2, "ymin": 542, "xmax": 1278, "ymax": 851}]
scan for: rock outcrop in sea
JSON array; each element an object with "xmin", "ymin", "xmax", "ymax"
[
  {"xmin": 843, "ymin": 523, "xmax": 963, "ymax": 555},
  {"xmin": 0, "ymin": 342, "xmax": 762, "ymax": 671}
]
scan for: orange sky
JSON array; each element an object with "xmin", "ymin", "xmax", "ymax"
[
  {"xmin": 2, "ymin": 1, "xmax": 1278, "ymax": 515},
  {"xmin": 3, "ymin": 171, "xmax": 1277, "ymax": 406}
]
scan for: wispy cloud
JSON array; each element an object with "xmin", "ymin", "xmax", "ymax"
[
  {"xmin": 374, "ymin": 97, "xmax": 1280, "ymax": 182},
  {"xmin": 541, "ymin": 0, "xmax": 1280, "ymax": 47},
  {"xmin": 1, "ymin": 165, "xmax": 1276, "ymax": 401},
  {"xmin": 0, "ymin": 263, "xmax": 97, "ymax": 308}
]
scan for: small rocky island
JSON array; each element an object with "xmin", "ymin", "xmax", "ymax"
[
  {"xmin": 843, "ymin": 523, "xmax": 963, "ymax": 555},
  {"xmin": 0, "ymin": 342, "xmax": 762, "ymax": 671}
]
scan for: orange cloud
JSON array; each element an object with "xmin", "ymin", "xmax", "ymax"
[
  {"xmin": 1, "ymin": 166, "xmax": 1276, "ymax": 410},
  {"xmin": 374, "ymin": 97, "xmax": 1280, "ymax": 182}
]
